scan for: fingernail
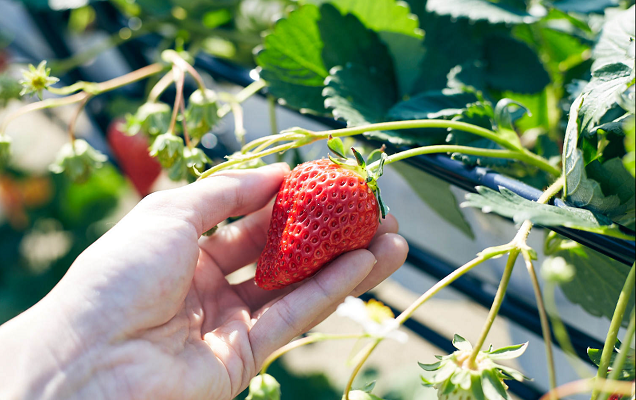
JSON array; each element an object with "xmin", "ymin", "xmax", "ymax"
[{"xmin": 373, "ymin": 258, "xmax": 378, "ymax": 265}]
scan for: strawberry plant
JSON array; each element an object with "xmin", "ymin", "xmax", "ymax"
[{"xmin": 0, "ymin": 0, "xmax": 635, "ymax": 399}]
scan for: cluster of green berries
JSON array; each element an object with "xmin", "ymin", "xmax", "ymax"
[{"xmin": 127, "ymin": 86, "xmax": 219, "ymax": 181}]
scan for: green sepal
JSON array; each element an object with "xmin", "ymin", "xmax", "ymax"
[
  {"xmin": 327, "ymin": 134, "xmax": 347, "ymax": 159},
  {"xmin": 452, "ymin": 334, "xmax": 472, "ymax": 351},
  {"xmin": 375, "ymin": 186, "xmax": 389, "ymax": 220},
  {"xmin": 49, "ymin": 139, "xmax": 108, "ymax": 184},
  {"xmin": 351, "ymin": 147, "xmax": 366, "ymax": 168},
  {"xmin": 149, "ymin": 133, "xmax": 184, "ymax": 168},
  {"xmin": 418, "ymin": 361, "xmax": 442, "ymax": 371},
  {"xmin": 125, "ymin": 102, "xmax": 172, "ymax": 137},
  {"xmin": 246, "ymin": 374, "xmax": 281, "ymax": 400},
  {"xmin": 0, "ymin": 135, "xmax": 11, "ymax": 169},
  {"xmin": 486, "ymin": 342, "xmax": 527, "ymax": 360},
  {"xmin": 184, "ymin": 147, "xmax": 210, "ymax": 176},
  {"xmin": 481, "ymin": 369, "xmax": 509, "ymax": 400},
  {"xmin": 186, "ymin": 88, "xmax": 220, "ymax": 140},
  {"xmin": 329, "ymin": 154, "xmax": 347, "ymax": 165}
]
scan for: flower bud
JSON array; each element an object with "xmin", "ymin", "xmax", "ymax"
[
  {"xmin": 343, "ymin": 390, "xmax": 384, "ymax": 400},
  {"xmin": 125, "ymin": 102, "xmax": 172, "ymax": 137},
  {"xmin": 541, "ymin": 256, "xmax": 575, "ymax": 284},
  {"xmin": 49, "ymin": 139, "xmax": 107, "ymax": 184},
  {"xmin": 0, "ymin": 135, "xmax": 11, "ymax": 169},
  {"xmin": 0, "ymin": 74, "xmax": 22, "ymax": 106},
  {"xmin": 184, "ymin": 147, "xmax": 210, "ymax": 176},
  {"xmin": 19, "ymin": 61, "xmax": 59, "ymax": 99},
  {"xmin": 149, "ymin": 133, "xmax": 184, "ymax": 168},
  {"xmin": 246, "ymin": 374, "xmax": 281, "ymax": 400},
  {"xmin": 186, "ymin": 89, "xmax": 220, "ymax": 140}
]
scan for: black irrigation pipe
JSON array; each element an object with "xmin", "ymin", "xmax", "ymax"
[
  {"xmin": 192, "ymin": 54, "xmax": 636, "ymax": 267},
  {"xmin": 359, "ymin": 292, "xmax": 546, "ymax": 400},
  {"xmin": 405, "ymin": 241, "xmax": 603, "ymax": 364}
]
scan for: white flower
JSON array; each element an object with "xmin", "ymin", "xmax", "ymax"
[{"xmin": 336, "ymin": 296, "xmax": 408, "ymax": 343}]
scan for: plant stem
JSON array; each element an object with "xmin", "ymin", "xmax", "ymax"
[
  {"xmin": 368, "ymin": 145, "xmax": 560, "ymax": 177},
  {"xmin": 179, "ymin": 93, "xmax": 192, "ymax": 148},
  {"xmin": 592, "ymin": 262, "xmax": 636, "ymax": 400},
  {"xmin": 168, "ymin": 66, "xmax": 185, "ymax": 135},
  {"xmin": 606, "ymin": 309, "xmax": 635, "ymax": 384},
  {"xmin": 68, "ymin": 95, "xmax": 91, "ymax": 144},
  {"xmin": 217, "ymin": 80, "xmax": 266, "ymax": 119},
  {"xmin": 467, "ymin": 177, "xmax": 564, "ymax": 368},
  {"xmin": 521, "ymin": 249, "xmax": 557, "ymax": 391},
  {"xmin": 544, "ymin": 282, "xmax": 594, "ymax": 379},
  {"xmin": 260, "ymin": 333, "xmax": 363, "ymax": 375},
  {"xmin": 539, "ymin": 378, "xmax": 635, "ymax": 400},
  {"xmin": 344, "ymin": 340, "xmax": 381, "ymax": 400},
  {"xmin": 1, "ymin": 63, "xmax": 164, "ymax": 134},
  {"xmin": 468, "ymin": 249, "xmax": 519, "ymax": 368},
  {"xmin": 268, "ymin": 95, "xmax": 278, "ymax": 137},
  {"xmin": 162, "ymin": 50, "xmax": 206, "ymax": 91},
  {"xmin": 147, "ymin": 72, "xmax": 174, "ymax": 103},
  {"xmin": 396, "ymin": 253, "xmax": 504, "ymax": 325}
]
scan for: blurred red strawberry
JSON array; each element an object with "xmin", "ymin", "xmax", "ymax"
[
  {"xmin": 107, "ymin": 119, "xmax": 161, "ymax": 197},
  {"xmin": 0, "ymin": 50, "xmax": 9, "ymax": 72}
]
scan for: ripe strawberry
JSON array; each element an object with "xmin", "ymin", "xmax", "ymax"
[
  {"xmin": 255, "ymin": 157, "xmax": 382, "ymax": 290},
  {"xmin": 107, "ymin": 119, "xmax": 162, "ymax": 197}
]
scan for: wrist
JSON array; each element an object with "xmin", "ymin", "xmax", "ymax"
[{"xmin": 0, "ymin": 294, "xmax": 108, "ymax": 399}]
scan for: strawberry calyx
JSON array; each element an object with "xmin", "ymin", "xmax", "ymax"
[
  {"xmin": 327, "ymin": 135, "xmax": 389, "ymax": 220},
  {"xmin": 419, "ymin": 334, "xmax": 529, "ymax": 400}
]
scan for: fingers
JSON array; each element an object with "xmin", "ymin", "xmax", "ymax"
[
  {"xmin": 232, "ymin": 214, "xmax": 400, "ymax": 310},
  {"xmin": 139, "ymin": 163, "xmax": 289, "ymax": 235},
  {"xmin": 302, "ymin": 233, "xmax": 408, "ymax": 331},
  {"xmin": 198, "ymin": 203, "xmax": 273, "ymax": 276},
  {"xmin": 248, "ymin": 249, "xmax": 376, "ymax": 367}
]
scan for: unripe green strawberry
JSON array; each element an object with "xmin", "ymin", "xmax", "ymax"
[
  {"xmin": 49, "ymin": 139, "xmax": 107, "ymax": 184},
  {"xmin": 125, "ymin": 102, "xmax": 172, "ymax": 138},
  {"xmin": 0, "ymin": 135, "xmax": 11, "ymax": 169},
  {"xmin": 149, "ymin": 133, "xmax": 184, "ymax": 168},
  {"xmin": 420, "ymin": 335, "xmax": 528, "ymax": 400},
  {"xmin": 246, "ymin": 374, "xmax": 281, "ymax": 400},
  {"xmin": 344, "ymin": 390, "xmax": 384, "ymax": 400},
  {"xmin": 183, "ymin": 147, "xmax": 210, "ymax": 175},
  {"xmin": 186, "ymin": 88, "xmax": 220, "ymax": 140},
  {"xmin": 255, "ymin": 159, "xmax": 380, "ymax": 290}
]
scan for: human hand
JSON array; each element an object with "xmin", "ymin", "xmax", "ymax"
[{"xmin": 0, "ymin": 163, "xmax": 408, "ymax": 400}]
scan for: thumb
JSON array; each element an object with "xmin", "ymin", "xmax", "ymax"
[{"xmin": 141, "ymin": 162, "xmax": 290, "ymax": 235}]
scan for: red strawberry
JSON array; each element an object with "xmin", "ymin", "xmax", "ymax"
[
  {"xmin": 107, "ymin": 119, "xmax": 162, "ymax": 197},
  {"xmin": 255, "ymin": 158, "xmax": 381, "ymax": 290}
]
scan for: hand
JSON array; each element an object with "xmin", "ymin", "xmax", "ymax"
[{"xmin": 0, "ymin": 163, "xmax": 408, "ymax": 400}]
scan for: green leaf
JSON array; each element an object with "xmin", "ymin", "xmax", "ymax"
[
  {"xmin": 418, "ymin": 361, "xmax": 442, "ymax": 371},
  {"xmin": 587, "ymin": 343, "xmax": 636, "ymax": 381},
  {"xmin": 563, "ymin": 94, "xmax": 635, "ymax": 221},
  {"xmin": 392, "ymin": 163, "xmax": 475, "ymax": 239},
  {"xmin": 452, "ymin": 334, "xmax": 473, "ymax": 351},
  {"xmin": 301, "ymin": 0, "xmax": 422, "ymax": 37},
  {"xmin": 327, "ymin": 136, "xmax": 347, "ymax": 158},
  {"xmin": 378, "ymin": 32, "xmax": 426, "ymax": 97},
  {"xmin": 255, "ymin": 4, "xmax": 329, "ymax": 114},
  {"xmin": 550, "ymin": 0, "xmax": 619, "ymax": 15},
  {"xmin": 426, "ymin": 0, "xmax": 537, "ymax": 25},
  {"xmin": 323, "ymin": 63, "xmax": 397, "ymax": 127},
  {"xmin": 624, "ymin": 116, "xmax": 635, "ymax": 177},
  {"xmin": 487, "ymin": 343, "xmax": 528, "ymax": 360},
  {"xmin": 412, "ymin": 15, "xmax": 486, "ymax": 94},
  {"xmin": 462, "ymin": 186, "xmax": 634, "ymax": 240},
  {"xmin": 481, "ymin": 369, "xmax": 509, "ymax": 400},
  {"xmin": 592, "ymin": 6, "xmax": 635, "ymax": 71},
  {"xmin": 548, "ymin": 236, "xmax": 635, "ymax": 326},
  {"xmin": 496, "ymin": 365, "xmax": 529, "ymax": 382},
  {"xmin": 387, "ymin": 89, "xmax": 479, "ymax": 120},
  {"xmin": 483, "ymin": 35, "xmax": 551, "ymax": 94}
]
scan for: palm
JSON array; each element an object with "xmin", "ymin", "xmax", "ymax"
[{"xmin": 24, "ymin": 166, "xmax": 408, "ymax": 400}]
